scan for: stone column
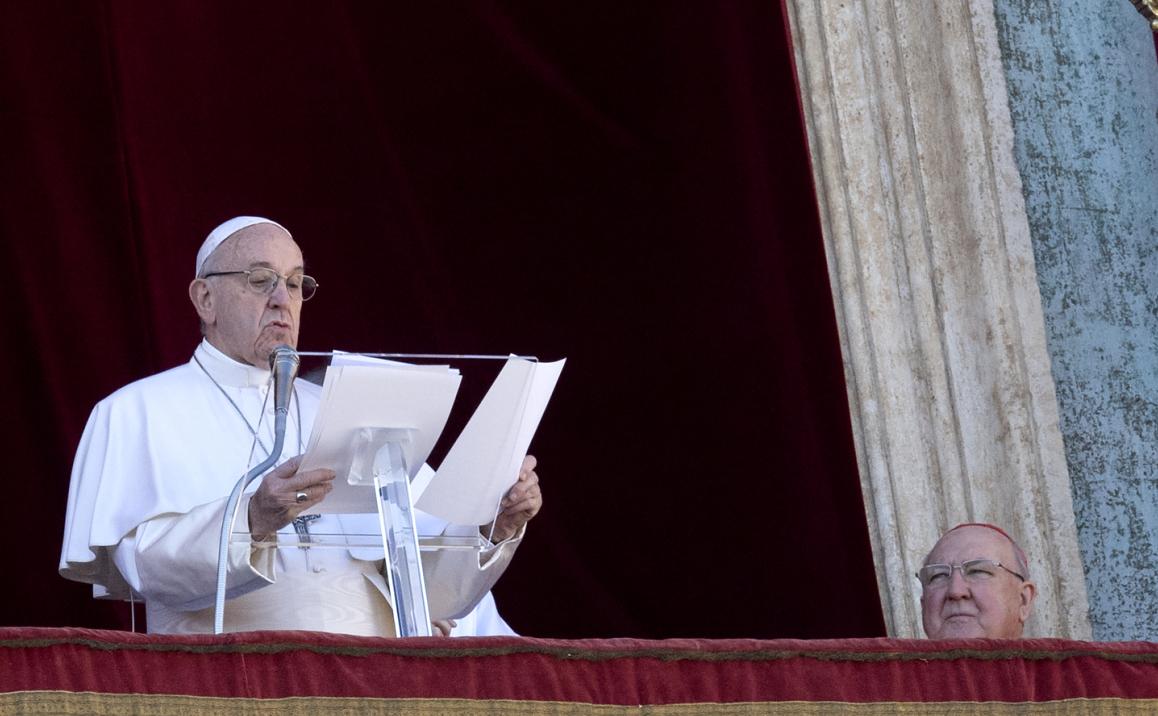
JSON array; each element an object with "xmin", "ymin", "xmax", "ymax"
[
  {"xmin": 992, "ymin": 0, "xmax": 1158, "ymax": 641},
  {"xmin": 785, "ymin": 0, "xmax": 1092, "ymax": 638}
]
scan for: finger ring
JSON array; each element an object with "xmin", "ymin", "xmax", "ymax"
[{"xmin": 295, "ymin": 491, "xmax": 309, "ymax": 503}]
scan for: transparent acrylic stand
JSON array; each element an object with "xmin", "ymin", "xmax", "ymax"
[
  {"xmin": 358, "ymin": 427, "xmax": 430, "ymax": 638},
  {"xmin": 228, "ymin": 426, "xmax": 488, "ymax": 637}
]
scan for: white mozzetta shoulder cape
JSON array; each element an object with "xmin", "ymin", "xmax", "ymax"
[{"xmin": 60, "ymin": 340, "xmax": 316, "ymax": 600}]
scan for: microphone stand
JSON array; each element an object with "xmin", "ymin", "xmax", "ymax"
[{"xmin": 213, "ymin": 347, "xmax": 297, "ymax": 635}]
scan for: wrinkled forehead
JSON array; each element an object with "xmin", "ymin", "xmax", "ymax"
[
  {"xmin": 926, "ymin": 526, "xmax": 1017, "ymax": 566},
  {"xmin": 196, "ymin": 216, "xmax": 295, "ymax": 275},
  {"xmin": 209, "ymin": 224, "xmax": 303, "ymax": 269}
]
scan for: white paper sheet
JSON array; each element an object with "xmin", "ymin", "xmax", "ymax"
[
  {"xmin": 299, "ymin": 362, "xmax": 461, "ymax": 514},
  {"xmin": 330, "ymin": 351, "xmax": 455, "ymax": 375},
  {"xmin": 417, "ymin": 358, "xmax": 565, "ymax": 525}
]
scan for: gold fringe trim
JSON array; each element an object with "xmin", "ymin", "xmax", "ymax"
[{"xmin": 1, "ymin": 692, "xmax": 1156, "ymax": 716}]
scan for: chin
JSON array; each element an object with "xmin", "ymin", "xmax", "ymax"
[
  {"xmin": 933, "ymin": 621, "xmax": 986, "ymax": 639},
  {"xmin": 256, "ymin": 332, "xmax": 296, "ymax": 358}
]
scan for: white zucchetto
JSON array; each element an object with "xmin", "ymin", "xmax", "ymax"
[{"xmin": 195, "ymin": 216, "xmax": 290, "ymax": 277}]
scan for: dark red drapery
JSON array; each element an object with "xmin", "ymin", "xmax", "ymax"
[{"xmin": 0, "ymin": 1, "xmax": 883, "ymax": 639}]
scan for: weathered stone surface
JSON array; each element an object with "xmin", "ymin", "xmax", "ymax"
[
  {"xmin": 786, "ymin": 0, "xmax": 1091, "ymax": 637},
  {"xmin": 992, "ymin": 0, "xmax": 1158, "ymax": 641}
]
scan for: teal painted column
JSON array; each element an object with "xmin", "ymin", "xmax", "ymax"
[{"xmin": 992, "ymin": 2, "xmax": 1158, "ymax": 640}]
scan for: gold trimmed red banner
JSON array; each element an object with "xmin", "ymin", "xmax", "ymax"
[{"xmin": 1, "ymin": 628, "xmax": 1156, "ymax": 709}]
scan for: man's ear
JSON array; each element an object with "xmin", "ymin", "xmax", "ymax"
[
  {"xmin": 1018, "ymin": 580, "xmax": 1037, "ymax": 623},
  {"xmin": 189, "ymin": 278, "xmax": 215, "ymax": 325}
]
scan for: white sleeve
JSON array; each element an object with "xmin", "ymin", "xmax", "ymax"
[
  {"xmin": 111, "ymin": 494, "xmax": 278, "ymax": 612},
  {"xmin": 451, "ymin": 590, "xmax": 518, "ymax": 637},
  {"xmin": 423, "ymin": 522, "xmax": 524, "ymax": 621}
]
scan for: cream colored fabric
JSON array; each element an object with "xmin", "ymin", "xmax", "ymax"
[{"xmin": 784, "ymin": 0, "xmax": 1090, "ymax": 638}]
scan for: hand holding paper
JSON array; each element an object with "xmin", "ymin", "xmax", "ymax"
[
  {"xmin": 416, "ymin": 358, "xmax": 565, "ymax": 526},
  {"xmin": 485, "ymin": 455, "xmax": 541, "ymax": 542}
]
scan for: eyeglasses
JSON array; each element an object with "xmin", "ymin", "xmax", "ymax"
[
  {"xmin": 202, "ymin": 268, "xmax": 318, "ymax": 301},
  {"xmin": 916, "ymin": 559, "xmax": 1025, "ymax": 589}
]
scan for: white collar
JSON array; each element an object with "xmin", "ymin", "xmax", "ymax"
[{"xmin": 193, "ymin": 339, "xmax": 271, "ymax": 389}]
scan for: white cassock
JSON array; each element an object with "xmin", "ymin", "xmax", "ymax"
[{"xmin": 59, "ymin": 340, "xmax": 520, "ymax": 637}]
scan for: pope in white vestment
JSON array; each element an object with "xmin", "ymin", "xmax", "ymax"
[{"xmin": 58, "ymin": 216, "xmax": 541, "ymax": 637}]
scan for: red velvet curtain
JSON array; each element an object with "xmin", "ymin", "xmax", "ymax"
[{"xmin": 0, "ymin": 1, "xmax": 884, "ymax": 639}]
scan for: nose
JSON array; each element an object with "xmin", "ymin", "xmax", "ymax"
[
  {"xmin": 945, "ymin": 567, "xmax": 971, "ymax": 599},
  {"xmin": 267, "ymin": 277, "xmax": 292, "ymax": 307}
]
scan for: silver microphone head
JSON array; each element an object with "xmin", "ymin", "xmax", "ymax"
[{"xmin": 269, "ymin": 345, "xmax": 300, "ymax": 414}]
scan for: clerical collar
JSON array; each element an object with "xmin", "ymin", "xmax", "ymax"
[{"xmin": 193, "ymin": 340, "xmax": 271, "ymax": 389}]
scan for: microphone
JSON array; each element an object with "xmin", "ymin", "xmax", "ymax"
[
  {"xmin": 269, "ymin": 344, "xmax": 300, "ymax": 415},
  {"xmin": 216, "ymin": 343, "xmax": 299, "ymax": 634}
]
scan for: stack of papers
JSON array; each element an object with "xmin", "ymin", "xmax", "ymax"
[
  {"xmin": 416, "ymin": 357, "xmax": 564, "ymax": 525},
  {"xmin": 297, "ymin": 357, "xmax": 460, "ymax": 514},
  {"xmin": 298, "ymin": 352, "xmax": 564, "ymax": 523}
]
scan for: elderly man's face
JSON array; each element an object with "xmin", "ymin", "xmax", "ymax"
[
  {"xmin": 190, "ymin": 224, "xmax": 304, "ymax": 368},
  {"xmin": 920, "ymin": 526, "xmax": 1036, "ymax": 639}
]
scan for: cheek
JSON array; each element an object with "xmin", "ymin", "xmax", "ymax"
[
  {"xmin": 975, "ymin": 591, "xmax": 1011, "ymax": 620},
  {"xmin": 228, "ymin": 313, "xmax": 254, "ymax": 338},
  {"xmin": 288, "ymin": 307, "xmax": 303, "ymax": 339},
  {"xmin": 920, "ymin": 593, "xmax": 940, "ymax": 618}
]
